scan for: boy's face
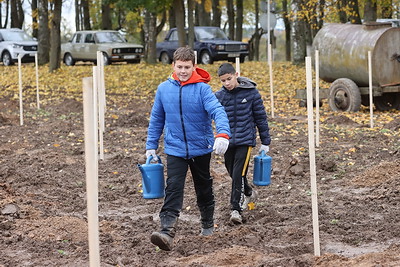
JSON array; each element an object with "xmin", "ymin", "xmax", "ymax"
[
  {"xmin": 219, "ymin": 72, "xmax": 239, "ymax": 90},
  {"xmin": 173, "ymin": 60, "xmax": 195, "ymax": 82}
]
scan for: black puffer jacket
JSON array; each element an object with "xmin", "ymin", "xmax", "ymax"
[{"xmin": 215, "ymin": 77, "xmax": 271, "ymax": 147}]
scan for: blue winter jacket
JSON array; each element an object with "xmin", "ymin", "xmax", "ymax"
[
  {"xmin": 146, "ymin": 68, "xmax": 231, "ymax": 159},
  {"xmin": 215, "ymin": 77, "xmax": 271, "ymax": 147}
]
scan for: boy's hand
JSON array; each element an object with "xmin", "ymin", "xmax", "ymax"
[
  {"xmin": 145, "ymin": 149, "xmax": 158, "ymax": 162},
  {"xmin": 213, "ymin": 137, "xmax": 229, "ymax": 155},
  {"xmin": 259, "ymin": 145, "xmax": 269, "ymax": 154}
]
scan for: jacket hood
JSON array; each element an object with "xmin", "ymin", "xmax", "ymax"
[
  {"xmin": 237, "ymin": 77, "xmax": 257, "ymax": 89},
  {"xmin": 172, "ymin": 67, "xmax": 211, "ymax": 86},
  {"xmin": 222, "ymin": 76, "xmax": 256, "ymax": 92}
]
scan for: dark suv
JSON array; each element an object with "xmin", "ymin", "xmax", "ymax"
[{"xmin": 156, "ymin": 26, "xmax": 249, "ymax": 64}]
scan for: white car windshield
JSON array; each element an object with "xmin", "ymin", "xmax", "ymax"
[
  {"xmin": 2, "ymin": 31, "xmax": 34, "ymax": 41},
  {"xmin": 195, "ymin": 28, "xmax": 228, "ymax": 40},
  {"xmin": 95, "ymin": 32, "xmax": 126, "ymax": 43}
]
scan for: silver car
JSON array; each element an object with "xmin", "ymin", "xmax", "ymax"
[
  {"xmin": 61, "ymin": 30, "xmax": 144, "ymax": 66},
  {"xmin": 0, "ymin": 28, "xmax": 38, "ymax": 66}
]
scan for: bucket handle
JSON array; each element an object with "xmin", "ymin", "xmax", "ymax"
[{"xmin": 146, "ymin": 155, "xmax": 162, "ymax": 165}]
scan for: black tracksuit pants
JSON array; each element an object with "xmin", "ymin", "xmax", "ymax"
[
  {"xmin": 224, "ymin": 145, "xmax": 253, "ymax": 212},
  {"xmin": 160, "ymin": 153, "xmax": 214, "ymax": 219}
]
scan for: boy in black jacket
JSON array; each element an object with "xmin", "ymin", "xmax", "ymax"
[{"xmin": 215, "ymin": 63, "xmax": 271, "ymax": 224}]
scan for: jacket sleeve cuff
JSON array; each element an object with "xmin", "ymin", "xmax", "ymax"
[{"xmin": 215, "ymin": 133, "xmax": 230, "ymax": 140}]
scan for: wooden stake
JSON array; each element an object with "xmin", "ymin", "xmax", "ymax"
[
  {"xmin": 268, "ymin": 43, "xmax": 275, "ymax": 118},
  {"xmin": 315, "ymin": 50, "xmax": 320, "ymax": 147},
  {"xmin": 235, "ymin": 57, "xmax": 241, "ymax": 76},
  {"xmin": 18, "ymin": 54, "xmax": 23, "ymax": 126},
  {"xmin": 368, "ymin": 51, "xmax": 374, "ymax": 128},
  {"xmin": 306, "ymin": 56, "xmax": 321, "ymax": 257},
  {"xmin": 35, "ymin": 53, "xmax": 40, "ymax": 109},
  {"xmin": 194, "ymin": 51, "xmax": 197, "ymax": 65},
  {"xmin": 83, "ymin": 76, "xmax": 100, "ymax": 267},
  {"xmin": 96, "ymin": 52, "xmax": 105, "ymax": 160}
]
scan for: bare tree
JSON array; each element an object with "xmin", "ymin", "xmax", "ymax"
[
  {"xmin": 174, "ymin": 0, "xmax": 185, "ymax": 47},
  {"xmin": 196, "ymin": 0, "xmax": 211, "ymax": 26},
  {"xmin": 364, "ymin": 0, "xmax": 377, "ymax": 22},
  {"xmin": 188, "ymin": 0, "xmax": 195, "ymax": 48},
  {"xmin": 11, "ymin": 0, "xmax": 24, "ymax": 28},
  {"xmin": 226, "ymin": 0, "xmax": 234, "ymax": 39},
  {"xmin": 102, "ymin": 2, "xmax": 112, "ymax": 30},
  {"xmin": 1, "ymin": 0, "xmax": 10, "ymax": 28},
  {"xmin": 248, "ymin": 0, "xmax": 261, "ymax": 61},
  {"xmin": 291, "ymin": 0, "xmax": 307, "ymax": 64},
  {"xmin": 31, "ymin": 0, "xmax": 38, "ymax": 38},
  {"xmin": 38, "ymin": 0, "xmax": 50, "ymax": 65},
  {"xmin": 82, "ymin": 0, "xmax": 91, "ymax": 30},
  {"xmin": 235, "ymin": 0, "xmax": 243, "ymax": 41},
  {"xmin": 211, "ymin": 0, "xmax": 221, "ymax": 27},
  {"xmin": 283, "ymin": 0, "xmax": 291, "ymax": 61},
  {"xmin": 144, "ymin": 9, "xmax": 157, "ymax": 63},
  {"xmin": 49, "ymin": 0, "xmax": 62, "ymax": 72}
]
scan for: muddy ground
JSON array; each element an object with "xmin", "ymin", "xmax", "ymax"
[{"xmin": 1, "ymin": 68, "xmax": 400, "ymax": 266}]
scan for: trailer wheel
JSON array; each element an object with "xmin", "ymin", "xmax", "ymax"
[
  {"xmin": 374, "ymin": 93, "xmax": 400, "ymax": 111},
  {"xmin": 328, "ymin": 78, "xmax": 361, "ymax": 112}
]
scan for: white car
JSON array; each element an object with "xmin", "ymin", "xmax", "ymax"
[
  {"xmin": 0, "ymin": 28, "xmax": 38, "ymax": 66},
  {"xmin": 61, "ymin": 30, "xmax": 144, "ymax": 66}
]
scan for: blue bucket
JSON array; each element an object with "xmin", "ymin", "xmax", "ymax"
[
  {"xmin": 253, "ymin": 151, "xmax": 272, "ymax": 186},
  {"xmin": 137, "ymin": 155, "xmax": 165, "ymax": 199}
]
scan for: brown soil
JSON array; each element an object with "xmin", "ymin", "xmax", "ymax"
[{"xmin": 1, "ymin": 93, "xmax": 400, "ymax": 267}]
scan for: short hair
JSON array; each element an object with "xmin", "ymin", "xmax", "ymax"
[
  {"xmin": 218, "ymin": 63, "xmax": 236, "ymax": 76},
  {"xmin": 173, "ymin": 47, "xmax": 195, "ymax": 65}
]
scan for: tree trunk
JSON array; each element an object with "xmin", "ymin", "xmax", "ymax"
[
  {"xmin": 283, "ymin": 0, "xmax": 291, "ymax": 61},
  {"xmin": 337, "ymin": 0, "xmax": 347, "ymax": 23},
  {"xmin": 291, "ymin": 0, "xmax": 306, "ymax": 65},
  {"xmin": 49, "ymin": 0, "xmax": 62, "ymax": 72},
  {"xmin": 75, "ymin": 0, "xmax": 80, "ymax": 31},
  {"xmin": 188, "ymin": 0, "xmax": 195, "ymax": 49},
  {"xmin": 211, "ymin": 0, "xmax": 221, "ymax": 27},
  {"xmin": 364, "ymin": 0, "xmax": 377, "ymax": 22},
  {"xmin": 38, "ymin": 0, "xmax": 50, "ymax": 65},
  {"xmin": 248, "ymin": 0, "xmax": 260, "ymax": 61},
  {"xmin": 101, "ymin": 2, "xmax": 112, "ymax": 30},
  {"xmin": 144, "ymin": 9, "xmax": 157, "ymax": 64},
  {"xmin": 317, "ymin": 0, "xmax": 325, "ymax": 30},
  {"xmin": 11, "ymin": 0, "xmax": 24, "ymax": 28},
  {"xmin": 235, "ymin": 0, "xmax": 243, "ymax": 41},
  {"xmin": 82, "ymin": 0, "xmax": 91, "ymax": 30},
  {"xmin": 174, "ymin": 0, "xmax": 185, "ymax": 47},
  {"xmin": 2, "ymin": 0, "xmax": 10, "ymax": 28},
  {"xmin": 31, "ymin": 0, "xmax": 38, "ymax": 38},
  {"xmin": 226, "ymin": 0, "xmax": 234, "ymax": 39},
  {"xmin": 196, "ymin": 0, "xmax": 211, "ymax": 26},
  {"xmin": 169, "ymin": 6, "xmax": 176, "ymax": 28}
]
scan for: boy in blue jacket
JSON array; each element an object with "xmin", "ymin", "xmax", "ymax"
[
  {"xmin": 146, "ymin": 47, "xmax": 231, "ymax": 251},
  {"xmin": 215, "ymin": 63, "xmax": 271, "ymax": 224}
]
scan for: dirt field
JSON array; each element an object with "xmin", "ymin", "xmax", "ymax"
[{"xmin": 1, "ymin": 62, "xmax": 400, "ymax": 266}]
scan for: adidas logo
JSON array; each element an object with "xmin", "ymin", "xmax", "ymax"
[{"xmin": 241, "ymin": 98, "xmax": 247, "ymax": 103}]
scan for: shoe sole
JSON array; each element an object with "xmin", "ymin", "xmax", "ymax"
[{"xmin": 150, "ymin": 232, "xmax": 172, "ymax": 251}]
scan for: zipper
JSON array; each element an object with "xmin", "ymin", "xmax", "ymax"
[{"xmin": 179, "ymin": 85, "xmax": 189, "ymax": 158}]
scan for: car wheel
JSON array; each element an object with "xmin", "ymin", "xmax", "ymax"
[
  {"xmin": 328, "ymin": 78, "xmax": 361, "ymax": 112},
  {"xmin": 160, "ymin": 52, "xmax": 171, "ymax": 64},
  {"xmin": 64, "ymin": 53, "xmax": 75, "ymax": 66},
  {"xmin": 102, "ymin": 52, "xmax": 110, "ymax": 65},
  {"xmin": 2, "ymin": 51, "xmax": 14, "ymax": 66},
  {"xmin": 200, "ymin": 51, "xmax": 213, "ymax": 64}
]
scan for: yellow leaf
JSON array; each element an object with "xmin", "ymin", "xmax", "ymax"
[
  {"xmin": 112, "ymin": 114, "xmax": 119, "ymax": 119},
  {"xmin": 248, "ymin": 202, "xmax": 256, "ymax": 210},
  {"xmin": 53, "ymin": 144, "xmax": 60, "ymax": 147}
]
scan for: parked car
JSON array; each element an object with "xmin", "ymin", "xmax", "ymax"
[
  {"xmin": 61, "ymin": 30, "xmax": 144, "ymax": 66},
  {"xmin": 0, "ymin": 28, "xmax": 37, "ymax": 66},
  {"xmin": 156, "ymin": 26, "xmax": 249, "ymax": 64}
]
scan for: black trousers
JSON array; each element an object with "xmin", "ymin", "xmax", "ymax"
[
  {"xmin": 160, "ymin": 153, "xmax": 214, "ymax": 218},
  {"xmin": 224, "ymin": 145, "xmax": 253, "ymax": 212}
]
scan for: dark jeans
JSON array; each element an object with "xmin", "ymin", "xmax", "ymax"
[
  {"xmin": 160, "ymin": 153, "xmax": 214, "ymax": 218},
  {"xmin": 224, "ymin": 145, "xmax": 253, "ymax": 212}
]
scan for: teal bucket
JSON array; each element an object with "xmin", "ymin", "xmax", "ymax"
[
  {"xmin": 253, "ymin": 151, "xmax": 272, "ymax": 186},
  {"xmin": 137, "ymin": 155, "xmax": 165, "ymax": 199}
]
